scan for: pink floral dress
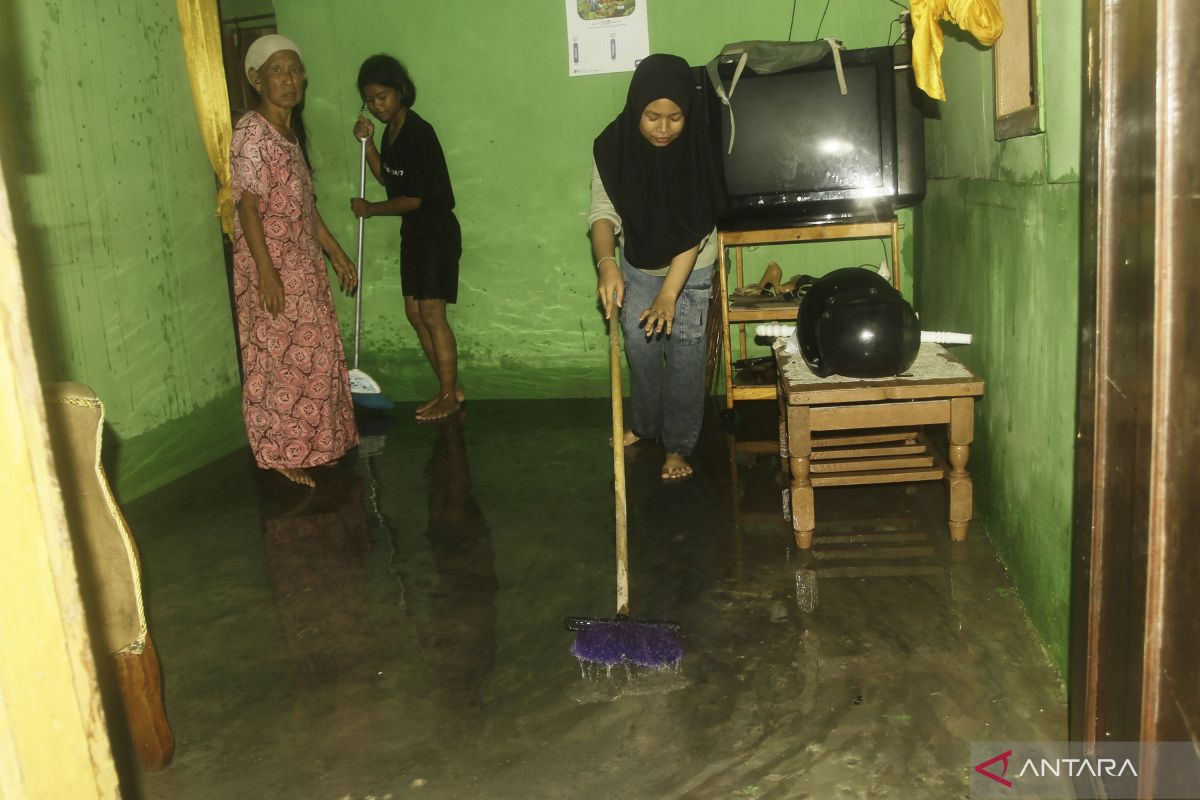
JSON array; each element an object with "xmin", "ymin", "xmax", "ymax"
[{"xmin": 230, "ymin": 111, "xmax": 358, "ymax": 469}]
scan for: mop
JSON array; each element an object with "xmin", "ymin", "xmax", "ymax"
[
  {"xmin": 565, "ymin": 318, "xmax": 683, "ymax": 671},
  {"xmin": 349, "ymin": 136, "xmax": 394, "ymax": 411}
]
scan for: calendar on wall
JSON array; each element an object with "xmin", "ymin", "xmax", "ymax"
[{"xmin": 565, "ymin": 0, "xmax": 649, "ymax": 76}]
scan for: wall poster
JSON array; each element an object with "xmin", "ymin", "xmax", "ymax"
[{"xmin": 565, "ymin": 0, "xmax": 650, "ymax": 76}]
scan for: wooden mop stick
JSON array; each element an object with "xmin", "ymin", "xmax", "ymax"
[{"xmin": 609, "ymin": 318, "xmax": 629, "ymax": 617}]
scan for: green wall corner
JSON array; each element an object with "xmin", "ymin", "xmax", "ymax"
[{"xmin": 916, "ymin": 1, "xmax": 1083, "ymax": 675}]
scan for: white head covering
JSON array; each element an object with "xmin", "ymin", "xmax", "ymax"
[{"xmin": 244, "ymin": 34, "xmax": 302, "ymax": 80}]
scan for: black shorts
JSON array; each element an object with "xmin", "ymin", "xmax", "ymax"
[{"xmin": 400, "ymin": 214, "xmax": 462, "ymax": 303}]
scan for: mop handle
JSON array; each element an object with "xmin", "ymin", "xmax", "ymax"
[
  {"xmin": 353, "ymin": 137, "xmax": 367, "ymax": 370},
  {"xmin": 609, "ymin": 317, "xmax": 629, "ymax": 617}
]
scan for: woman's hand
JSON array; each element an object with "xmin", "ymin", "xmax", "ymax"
[
  {"xmin": 638, "ymin": 290, "xmax": 679, "ymax": 336},
  {"xmin": 354, "ymin": 115, "xmax": 375, "ymax": 143},
  {"xmin": 330, "ymin": 250, "xmax": 358, "ymax": 294},
  {"xmin": 350, "ymin": 198, "xmax": 373, "ymax": 218},
  {"xmin": 596, "ymin": 260, "xmax": 624, "ymax": 320},
  {"xmin": 257, "ymin": 266, "xmax": 285, "ymax": 316}
]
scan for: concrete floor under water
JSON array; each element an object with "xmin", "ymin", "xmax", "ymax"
[{"xmin": 122, "ymin": 399, "xmax": 1065, "ymax": 799}]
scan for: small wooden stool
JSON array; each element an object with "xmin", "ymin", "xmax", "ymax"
[{"xmin": 774, "ymin": 342, "xmax": 984, "ymax": 548}]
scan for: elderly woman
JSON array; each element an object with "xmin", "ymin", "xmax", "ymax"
[{"xmin": 230, "ymin": 34, "xmax": 359, "ymax": 486}]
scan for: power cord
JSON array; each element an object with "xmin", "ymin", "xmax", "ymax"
[{"xmin": 813, "ymin": 0, "xmax": 833, "ymax": 39}]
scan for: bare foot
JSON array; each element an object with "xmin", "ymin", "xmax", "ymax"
[
  {"xmin": 661, "ymin": 453, "xmax": 693, "ymax": 481},
  {"xmin": 416, "ymin": 393, "xmax": 461, "ymax": 422},
  {"xmin": 608, "ymin": 430, "xmax": 641, "ymax": 447},
  {"xmin": 417, "ymin": 385, "xmax": 465, "ymax": 415},
  {"xmin": 276, "ymin": 467, "xmax": 315, "ymax": 487}
]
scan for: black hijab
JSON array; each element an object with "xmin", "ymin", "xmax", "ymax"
[{"xmin": 593, "ymin": 54, "xmax": 724, "ymax": 270}]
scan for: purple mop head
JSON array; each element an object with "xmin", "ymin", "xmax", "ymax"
[{"xmin": 570, "ymin": 619, "xmax": 683, "ymax": 669}]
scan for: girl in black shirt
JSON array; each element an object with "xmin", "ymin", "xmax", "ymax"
[{"xmin": 352, "ymin": 55, "xmax": 463, "ymax": 422}]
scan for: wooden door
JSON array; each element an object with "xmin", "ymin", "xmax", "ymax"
[{"xmin": 1072, "ymin": 0, "xmax": 1200, "ymax": 796}]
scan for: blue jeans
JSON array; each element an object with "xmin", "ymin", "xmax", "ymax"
[{"xmin": 619, "ymin": 255, "xmax": 714, "ymax": 457}]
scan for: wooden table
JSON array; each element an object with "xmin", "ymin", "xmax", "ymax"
[{"xmin": 775, "ymin": 342, "xmax": 984, "ymax": 549}]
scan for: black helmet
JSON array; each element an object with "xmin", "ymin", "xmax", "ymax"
[{"xmin": 796, "ymin": 267, "xmax": 920, "ymax": 378}]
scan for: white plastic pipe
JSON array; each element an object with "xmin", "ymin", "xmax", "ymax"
[{"xmin": 754, "ymin": 324, "xmax": 972, "ymax": 345}]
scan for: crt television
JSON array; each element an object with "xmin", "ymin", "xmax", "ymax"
[{"xmin": 707, "ymin": 44, "xmax": 926, "ymax": 227}]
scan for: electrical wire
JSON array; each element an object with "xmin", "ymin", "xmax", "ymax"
[
  {"xmin": 787, "ymin": 0, "xmax": 798, "ymax": 41},
  {"xmin": 813, "ymin": 0, "xmax": 833, "ymax": 40}
]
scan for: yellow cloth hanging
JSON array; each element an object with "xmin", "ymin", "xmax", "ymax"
[
  {"xmin": 175, "ymin": 0, "xmax": 234, "ymax": 236},
  {"xmin": 909, "ymin": 0, "xmax": 1005, "ymax": 101}
]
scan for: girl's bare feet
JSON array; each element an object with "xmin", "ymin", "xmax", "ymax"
[
  {"xmin": 661, "ymin": 453, "xmax": 693, "ymax": 481},
  {"xmin": 608, "ymin": 430, "xmax": 641, "ymax": 447},
  {"xmin": 417, "ymin": 392, "xmax": 461, "ymax": 422},
  {"xmin": 417, "ymin": 385, "xmax": 465, "ymax": 415},
  {"xmin": 276, "ymin": 467, "xmax": 315, "ymax": 487}
]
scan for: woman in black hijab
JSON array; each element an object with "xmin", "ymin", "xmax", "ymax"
[{"xmin": 588, "ymin": 54, "xmax": 724, "ymax": 481}]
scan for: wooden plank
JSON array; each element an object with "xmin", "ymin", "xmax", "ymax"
[
  {"xmin": 810, "ymin": 466, "xmax": 944, "ymax": 487},
  {"xmin": 729, "ymin": 306, "xmax": 803, "ymax": 322},
  {"xmin": 811, "ymin": 444, "xmax": 927, "ymax": 460},
  {"xmin": 721, "ymin": 221, "xmax": 897, "ymax": 246},
  {"xmin": 810, "ymin": 399, "xmax": 951, "ymax": 430},
  {"xmin": 782, "ymin": 379, "xmax": 984, "ymax": 405},
  {"xmin": 730, "ymin": 385, "xmax": 777, "ymax": 401},
  {"xmin": 813, "ymin": 431, "xmax": 918, "ymax": 446},
  {"xmin": 810, "ymin": 455, "xmax": 935, "ymax": 473}
]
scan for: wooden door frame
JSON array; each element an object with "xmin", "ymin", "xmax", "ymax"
[{"xmin": 1072, "ymin": 0, "xmax": 1200, "ymax": 796}]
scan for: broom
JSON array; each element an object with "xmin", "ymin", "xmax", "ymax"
[
  {"xmin": 349, "ymin": 136, "xmax": 394, "ymax": 411},
  {"xmin": 565, "ymin": 315, "xmax": 683, "ymax": 670}
]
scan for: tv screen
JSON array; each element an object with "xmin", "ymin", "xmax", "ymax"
[
  {"xmin": 707, "ymin": 44, "xmax": 924, "ymax": 226},
  {"xmin": 723, "ymin": 63, "xmax": 889, "ymax": 197}
]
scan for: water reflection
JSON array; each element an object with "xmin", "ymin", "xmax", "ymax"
[
  {"xmin": 252, "ymin": 412, "xmax": 498, "ymax": 786},
  {"xmin": 258, "ymin": 465, "xmax": 373, "ymax": 687},
  {"xmin": 407, "ymin": 413, "xmax": 497, "ymax": 714}
]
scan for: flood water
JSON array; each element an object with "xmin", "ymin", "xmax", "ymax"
[{"xmin": 124, "ymin": 399, "xmax": 1065, "ymax": 799}]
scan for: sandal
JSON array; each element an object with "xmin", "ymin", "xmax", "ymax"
[
  {"xmin": 779, "ymin": 274, "xmax": 817, "ymax": 301},
  {"xmin": 730, "ymin": 282, "xmax": 778, "ymax": 298},
  {"xmin": 730, "ymin": 261, "xmax": 783, "ymax": 298}
]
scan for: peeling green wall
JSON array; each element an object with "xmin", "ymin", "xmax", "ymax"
[
  {"xmin": 2, "ymin": 0, "xmax": 244, "ymax": 501},
  {"xmin": 277, "ymin": 0, "xmax": 907, "ymax": 399},
  {"xmin": 915, "ymin": 4, "xmax": 1082, "ymax": 673}
]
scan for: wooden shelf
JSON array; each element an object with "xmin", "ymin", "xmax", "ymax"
[
  {"xmin": 728, "ymin": 306, "xmax": 801, "ymax": 322},
  {"xmin": 717, "ymin": 219, "xmax": 902, "ymax": 410}
]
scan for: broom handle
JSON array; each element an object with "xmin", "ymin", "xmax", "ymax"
[
  {"xmin": 610, "ymin": 315, "xmax": 629, "ymax": 617},
  {"xmin": 353, "ymin": 137, "xmax": 367, "ymax": 370}
]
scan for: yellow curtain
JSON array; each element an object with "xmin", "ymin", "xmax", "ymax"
[
  {"xmin": 175, "ymin": 0, "xmax": 234, "ymax": 237},
  {"xmin": 909, "ymin": 0, "xmax": 1005, "ymax": 101}
]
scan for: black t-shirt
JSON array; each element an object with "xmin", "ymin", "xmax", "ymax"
[{"xmin": 379, "ymin": 109, "xmax": 456, "ymax": 235}]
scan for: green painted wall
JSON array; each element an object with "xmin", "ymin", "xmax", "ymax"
[
  {"xmin": 277, "ymin": 0, "xmax": 908, "ymax": 399},
  {"xmin": 915, "ymin": 4, "xmax": 1082, "ymax": 673},
  {"xmin": 2, "ymin": 0, "xmax": 913, "ymax": 501},
  {"xmin": 1, "ymin": 0, "xmax": 244, "ymax": 501},
  {"xmin": 220, "ymin": 0, "xmax": 275, "ymax": 21}
]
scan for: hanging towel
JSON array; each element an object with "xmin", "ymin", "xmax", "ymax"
[{"xmin": 909, "ymin": 0, "xmax": 1005, "ymax": 101}]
